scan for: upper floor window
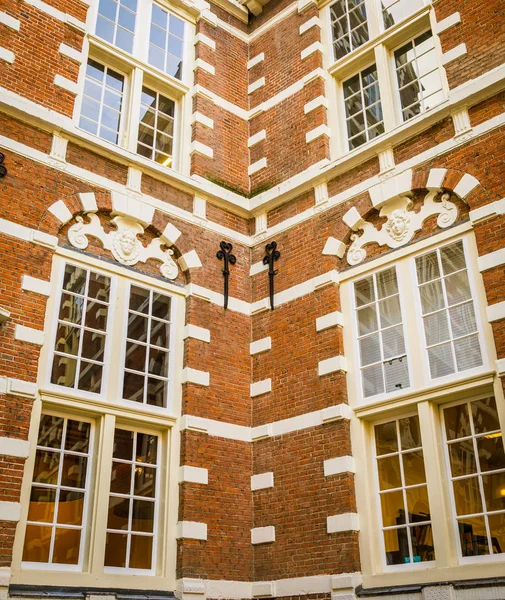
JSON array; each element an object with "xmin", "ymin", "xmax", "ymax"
[
  {"xmin": 96, "ymin": 0, "xmax": 137, "ymax": 54},
  {"xmin": 330, "ymin": 0, "xmax": 369, "ymax": 60},
  {"xmin": 149, "ymin": 4, "xmax": 185, "ymax": 80},
  {"xmin": 381, "ymin": 0, "xmax": 425, "ymax": 30}
]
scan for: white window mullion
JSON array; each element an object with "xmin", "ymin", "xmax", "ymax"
[
  {"xmin": 126, "ymin": 67, "xmax": 144, "ymax": 153},
  {"xmin": 374, "ymin": 44, "xmax": 397, "ymax": 131}
]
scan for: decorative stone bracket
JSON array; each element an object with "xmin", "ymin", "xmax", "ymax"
[
  {"xmin": 344, "ymin": 191, "xmax": 458, "ymax": 266},
  {"xmin": 68, "ymin": 213, "xmax": 179, "ymax": 279}
]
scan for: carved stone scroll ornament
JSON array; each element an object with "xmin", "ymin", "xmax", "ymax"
[
  {"xmin": 68, "ymin": 213, "xmax": 179, "ymax": 279},
  {"xmin": 346, "ymin": 191, "xmax": 458, "ymax": 266}
]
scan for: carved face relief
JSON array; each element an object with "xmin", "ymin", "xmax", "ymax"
[
  {"xmin": 385, "ymin": 209, "xmax": 412, "ymax": 243},
  {"xmin": 111, "ymin": 229, "xmax": 140, "ymax": 264}
]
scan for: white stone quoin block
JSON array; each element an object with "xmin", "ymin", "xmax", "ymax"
[
  {"xmin": 250, "ymin": 379, "xmax": 272, "ymax": 397},
  {"xmin": 251, "ymin": 526, "xmax": 275, "ymax": 544},
  {"xmin": 251, "ymin": 472, "xmax": 274, "ymax": 491},
  {"xmin": 250, "ymin": 337, "xmax": 271, "ymax": 355},
  {"xmin": 327, "ymin": 513, "xmax": 360, "ymax": 534}
]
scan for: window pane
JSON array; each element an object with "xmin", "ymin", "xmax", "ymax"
[
  {"xmin": 428, "ymin": 344, "xmax": 455, "ymax": 378},
  {"xmin": 482, "ymin": 472, "xmax": 505, "ymax": 512},
  {"xmin": 105, "ymin": 532, "xmax": 127, "ymax": 567},
  {"xmin": 22, "ymin": 525, "xmax": 52, "ymax": 562},
  {"xmin": 399, "ymin": 417, "xmax": 422, "ymax": 450},
  {"xmin": 382, "ymin": 0, "xmax": 425, "ymax": 29},
  {"xmin": 96, "ymin": 0, "xmax": 137, "ymax": 52},
  {"xmin": 453, "ymin": 477, "xmax": 483, "ymax": 516},
  {"xmin": 402, "ymin": 451, "xmax": 426, "ymax": 485},
  {"xmin": 454, "ymin": 335, "xmax": 483, "ymax": 372},
  {"xmin": 53, "ymin": 528, "xmax": 81, "ymax": 565},
  {"xmin": 129, "ymin": 535, "xmax": 153, "ymax": 569},
  {"xmin": 28, "ymin": 488, "xmax": 56, "ymax": 523},
  {"xmin": 137, "ymin": 87, "xmax": 175, "ymax": 166},
  {"xmin": 458, "ymin": 516, "xmax": 489, "ymax": 556},
  {"xmin": 380, "ymin": 490, "xmax": 405, "ymax": 526},
  {"xmin": 472, "ymin": 397, "xmax": 502, "ymax": 435},
  {"xmin": 384, "ymin": 357, "xmax": 409, "ymax": 393},
  {"xmin": 377, "ymin": 455, "xmax": 402, "ymax": 490},
  {"xmin": 330, "ymin": 0, "xmax": 368, "ymax": 59},
  {"xmin": 488, "ymin": 513, "xmax": 505, "ymax": 555},
  {"xmin": 406, "ymin": 486, "xmax": 430, "ymax": 522},
  {"xmin": 375, "ymin": 421, "xmax": 398, "ymax": 455},
  {"xmin": 384, "ymin": 528, "xmax": 408, "ymax": 565},
  {"xmin": 448, "ymin": 440, "xmax": 477, "ymax": 477},
  {"xmin": 147, "ymin": 6, "xmax": 185, "ymax": 79}
]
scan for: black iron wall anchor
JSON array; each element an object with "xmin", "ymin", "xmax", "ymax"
[
  {"xmin": 0, "ymin": 153, "xmax": 7, "ymax": 177},
  {"xmin": 216, "ymin": 241, "xmax": 236, "ymax": 310},
  {"xmin": 263, "ymin": 241, "xmax": 280, "ymax": 310}
]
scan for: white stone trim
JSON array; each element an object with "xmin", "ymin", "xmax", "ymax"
[
  {"xmin": 248, "ymin": 130, "xmax": 266, "ymax": 147},
  {"xmin": 252, "ymin": 582, "xmax": 274, "ymax": 598},
  {"xmin": 250, "ymin": 261, "xmax": 268, "ymax": 276},
  {"xmin": 316, "ymin": 311, "xmax": 344, "ymax": 332},
  {"xmin": 21, "ymin": 275, "xmax": 51, "ymax": 296},
  {"xmin": 191, "ymin": 111, "xmax": 214, "ymax": 129},
  {"xmin": 193, "ymin": 195, "xmax": 207, "ymax": 220},
  {"xmin": 470, "ymin": 198, "xmax": 505, "ymax": 223},
  {"xmin": 452, "ymin": 107, "xmax": 472, "ymax": 137},
  {"xmin": 176, "ymin": 521, "xmax": 208, "ymax": 541},
  {"xmin": 251, "ymin": 472, "xmax": 274, "ymax": 491},
  {"xmin": 251, "ymin": 379, "xmax": 272, "ymax": 397},
  {"xmin": 14, "ymin": 324, "xmax": 44, "ymax": 346},
  {"xmin": 306, "ymin": 124, "xmax": 330, "ymax": 143},
  {"xmin": 251, "ymin": 526, "xmax": 275, "ymax": 544},
  {"xmin": 297, "ymin": 0, "xmax": 316, "ymax": 13},
  {"xmin": 182, "ymin": 367, "xmax": 210, "ymax": 387},
  {"xmin": 191, "ymin": 84, "xmax": 249, "ymax": 120},
  {"xmin": 54, "ymin": 74, "xmax": 78, "ymax": 95},
  {"xmin": 496, "ymin": 358, "xmax": 505, "ymax": 376},
  {"xmin": 186, "ymin": 283, "xmax": 251, "ymax": 315},
  {"xmin": 199, "ymin": 8, "xmax": 218, "ymax": 27},
  {"xmin": 250, "ymin": 337, "xmax": 271, "ymax": 355},
  {"xmin": 195, "ymin": 32, "xmax": 216, "ymax": 50},
  {"xmin": 160, "ymin": 221, "xmax": 182, "ymax": 245},
  {"xmin": 0, "ymin": 501, "xmax": 21, "ymax": 522},
  {"xmin": 111, "ymin": 191, "xmax": 155, "ymax": 226},
  {"xmin": 322, "ymin": 237, "xmax": 346, "ymax": 258},
  {"xmin": 248, "ymin": 77, "xmax": 265, "ymax": 94},
  {"xmin": 323, "ymin": 456, "xmax": 355, "ymax": 477},
  {"xmin": 299, "ymin": 16, "xmax": 320, "ymax": 34},
  {"xmin": 179, "ymin": 250, "xmax": 203, "ymax": 270},
  {"xmin": 0, "ymin": 376, "xmax": 38, "ymax": 398},
  {"xmin": 327, "ymin": 513, "xmax": 360, "ymax": 534},
  {"xmin": 79, "ymin": 192, "xmax": 98, "ymax": 212},
  {"xmin": 453, "ymin": 173, "xmax": 480, "ymax": 198},
  {"xmin": 378, "ymin": 147, "xmax": 395, "ymax": 173},
  {"xmin": 23, "ymin": 0, "xmax": 86, "ymax": 29},
  {"xmin": 0, "ymin": 12, "xmax": 20, "ymax": 30},
  {"xmin": 442, "ymin": 43, "xmax": 467, "ymax": 66},
  {"xmin": 180, "ymin": 415, "xmax": 251, "ymax": 442},
  {"xmin": 255, "ymin": 213, "xmax": 267, "ymax": 236},
  {"xmin": 487, "ymin": 301, "xmax": 505, "ymax": 323},
  {"xmin": 477, "ymin": 248, "xmax": 505, "ymax": 272},
  {"xmin": 433, "ymin": 11, "xmax": 461, "ymax": 34},
  {"xmin": 368, "ymin": 170, "xmax": 412, "ymax": 208},
  {"xmin": 301, "ymin": 41, "xmax": 323, "ymax": 60},
  {"xmin": 179, "ymin": 466, "xmax": 209, "ymax": 485},
  {"xmin": 189, "ymin": 140, "xmax": 213, "ymax": 158},
  {"xmin": 315, "ymin": 182, "xmax": 328, "ymax": 206},
  {"xmin": 177, "ymin": 578, "xmax": 206, "ymax": 598},
  {"xmin": 249, "ymin": 158, "xmax": 267, "ymax": 175},
  {"xmin": 126, "ymin": 166, "xmax": 142, "ymax": 192},
  {"xmin": 58, "ymin": 43, "xmax": 82, "ymax": 63},
  {"xmin": 0, "ymin": 437, "xmax": 30, "ymax": 458},
  {"xmin": 48, "ymin": 199, "xmax": 73, "ymax": 224},
  {"xmin": 426, "ymin": 168, "xmax": 447, "ymax": 190},
  {"xmin": 195, "ymin": 58, "xmax": 215, "ymax": 75},
  {"xmin": 0, "ymin": 48, "xmax": 14, "ymax": 63},
  {"xmin": 49, "ymin": 134, "xmax": 68, "ymax": 162},
  {"xmin": 304, "ymin": 95, "xmax": 328, "ymax": 114},
  {"xmin": 318, "ymin": 356, "xmax": 347, "ymax": 376},
  {"xmin": 248, "ymin": 53, "xmax": 264, "ymax": 69},
  {"xmin": 184, "ymin": 324, "xmax": 210, "ymax": 343}
]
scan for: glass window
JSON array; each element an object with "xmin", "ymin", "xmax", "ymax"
[
  {"xmin": 380, "ymin": 0, "xmax": 425, "ymax": 30},
  {"xmin": 148, "ymin": 5, "xmax": 185, "ymax": 80},
  {"xmin": 354, "ymin": 267, "xmax": 410, "ymax": 398},
  {"xmin": 105, "ymin": 428, "xmax": 159, "ymax": 570},
  {"xmin": 415, "ymin": 240, "xmax": 483, "ymax": 380},
  {"xmin": 394, "ymin": 31, "xmax": 444, "ymax": 122},
  {"xmin": 123, "ymin": 286, "xmax": 172, "ymax": 407},
  {"xmin": 22, "ymin": 415, "xmax": 91, "ymax": 566},
  {"xmin": 95, "ymin": 0, "xmax": 137, "ymax": 54},
  {"xmin": 443, "ymin": 397, "xmax": 505, "ymax": 557},
  {"xmin": 343, "ymin": 64, "xmax": 384, "ymax": 149},
  {"xmin": 137, "ymin": 86, "xmax": 175, "ymax": 167},
  {"xmin": 51, "ymin": 264, "xmax": 111, "ymax": 394},
  {"xmin": 375, "ymin": 415, "xmax": 435, "ymax": 566},
  {"xmin": 79, "ymin": 60, "xmax": 125, "ymax": 145},
  {"xmin": 330, "ymin": 0, "xmax": 369, "ymax": 60}
]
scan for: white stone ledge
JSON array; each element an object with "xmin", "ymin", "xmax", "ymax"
[
  {"xmin": 316, "ymin": 311, "xmax": 344, "ymax": 332},
  {"xmin": 250, "ymin": 337, "xmax": 271, "ymax": 355},
  {"xmin": 251, "ymin": 379, "xmax": 271, "ymax": 397},
  {"xmin": 182, "ymin": 367, "xmax": 210, "ymax": 387},
  {"xmin": 304, "ymin": 95, "xmax": 328, "ymax": 114},
  {"xmin": 179, "ymin": 465, "xmax": 208, "ymax": 485},
  {"xmin": 324, "ymin": 456, "xmax": 355, "ymax": 477},
  {"xmin": 183, "ymin": 324, "xmax": 210, "ymax": 343},
  {"xmin": 478, "ymin": 248, "xmax": 505, "ymax": 272},
  {"xmin": 180, "ymin": 415, "xmax": 251, "ymax": 442},
  {"xmin": 48, "ymin": 199, "xmax": 73, "ymax": 224},
  {"xmin": 251, "ymin": 526, "xmax": 275, "ymax": 544},
  {"xmin": 252, "ymin": 582, "xmax": 274, "ymax": 598},
  {"xmin": 248, "ymin": 77, "xmax": 265, "ymax": 94},
  {"xmin": 249, "ymin": 158, "xmax": 267, "ymax": 175},
  {"xmin": 470, "ymin": 198, "xmax": 505, "ymax": 223},
  {"xmin": 327, "ymin": 513, "xmax": 360, "ymax": 534},
  {"xmin": 195, "ymin": 58, "xmax": 215, "ymax": 75},
  {"xmin": 433, "ymin": 11, "xmax": 461, "ymax": 34},
  {"xmin": 0, "ymin": 376, "xmax": 38, "ymax": 398},
  {"xmin": 179, "ymin": 249, "xmax": 203, "ymax": 270},
  {"xmin": 322, "ymin": 237, "xmax": 346, "ymax": 258},
  {"xmin": 0, "ymin": 12, "xmax": 20, "ymax": 30},
  {"xmin": 318, "ymin": 356, "xmax": 347, "ymax": 376},
  {"xmin": 195, "ymin": 33, "xmax": 216, "ymax": 50},
  {"xmin": 487, "ymin": 301, "xmax": 505, "ymax": 323},
  {"xmin": 0, "ymin": 501, "xmax": 21, "ymax": 522},
  {"xmin": 176, "ymin": 521, "xmax": 207, "ymax": 541},
  {"xmin": 58, "ymin": 43, "xmax": 82, "ymax": 63},
  {"xmin": 14, "ymin": 324, "xmax": 44, "ymax": 346},
  {"xmin": 248, "ymin": 53, "xmax": 264, "ymax": 69},
  {"xmin": 442, "ymin": 43, "xmax": 467, "ymax": 66},
  {"xmin": 0, "ymin": 47, "xmax": 14, "ymax": 63},
  {"xmin": 189, "ymin": 140, "xmax": 213, "ymax": 159},
  {"xmin": 299, "ymin": 16, "xmax": 320, "ymax": 34},
  {"xmin": 301, "ymin": 41, "xmax": 323, "ymax": 60},
  {"xmin": 306, "ymin": 124, "xmax": 330, "ymax": 143},
  {"xmin": 54, "ymin": 74, "xmax": 78, "ymax": 94},
  {"xmin": 191, "ymin": 111, "xmax": 214, "ymax": 129},
  {"xmin": 251, "ymin": 472, "xmax": 274, "ymax": 491},
  {"xmin": 0, "ymin": 436, "xmax": 29, "ymax": 458},
  {"xmin": 248, "ymin": 130, "xmax": 266, "ymax": 147},
  {"xmin": 22, "ymin": 275, "xmax": 51, "ymax": 296}
]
